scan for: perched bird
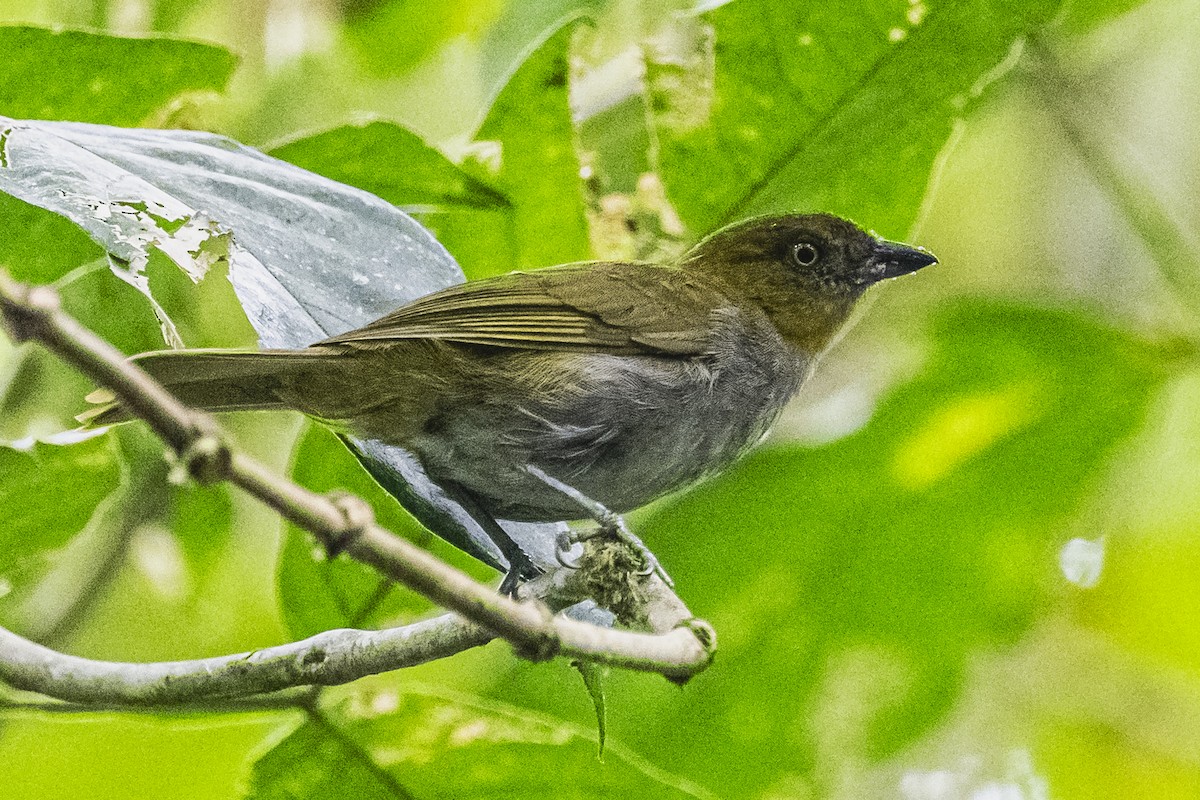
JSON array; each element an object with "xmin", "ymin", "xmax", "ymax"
[{"xmin": 85, "ymin": 213, "xmax": 934, "ymax": 592}]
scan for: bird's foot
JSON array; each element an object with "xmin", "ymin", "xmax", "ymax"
[
  {"xmin": 529, "ymin": 465, "xmax": 673, "ymax": 588},
  {"xmin": 498, "ymin": 549, "xmax": 542, "ymax": 598},
  {"xmin": 596, "ymin": 510, "xmax": 673, "ymax": 588}
]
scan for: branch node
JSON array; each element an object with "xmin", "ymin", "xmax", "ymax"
[
  {"xmin": 512, "ymin": 601, "xmax": 561, "ymax": 663},
  {"xmin": 0, "ymin": 274, "xmax": 56, "ymax": 342},
  {"xmin": 669, "ymin": 617, "xmax": 718, "ymax": 684},
  {"xmin": 25, "ymin": 284, "xmax": 62, "ymax": 314},
  {"xmin": 167, "ymin": 425, "xmax": 232, "ymax": 485},
  {"xmin": 324, "ymin": 491, "xmax": 376, "ymax": 558}
]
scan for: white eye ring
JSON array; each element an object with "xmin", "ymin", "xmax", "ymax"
[{"xmin": 792, "ymin": 242, "xmax": 819, "ymax": 267}]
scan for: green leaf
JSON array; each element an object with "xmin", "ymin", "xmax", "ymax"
[
  {"xmin": 0, "ymin": 262, "xmax": 165, "ymax": 438},
  {"xmin": 167, "ymin": 483, "xmax": 235, "ymax": 587},
  {"xmin": 492, "ymin": 301, "xmax": 1169, "ymax": 797},
  {"xmin": 341, "ymin": 0, "xmax": 504, "ymax": 80},
  {"xmin": 278, "ymin": 424, "xmax": 493, "ymax": 639},
  {"xmin": 0, "ymin": 193, "xmax": 102, "ymax": 285},
  {"xmin": 144, "ymin": 245, "xmax": 258, "ymax": 349},
  {"xmin": 646, "ymin": 0, "xmax": 1062, "ymax": 238},
  {"xmin": 1058, "ymin": 0, "xmax": 1149, "ymax": 33},
  {"xmin": 0, "ymin": 26, "xmax": 236, "ymax": 125},
  {"xmin": 57, "ymin": 261, "xmax": 168, "ymax": 355},
  {"xmin": 574, "ymin": 660, "xmax": 608, "ymax": 757},
  {"xmin": 245, "ymin": 691, "xmax": 718, "ymax": 800},
  {"xmin": 434, "ymin": 20, "xmax": 591, "ymax": 278},
  {"xmin": 268, "ymin": 121, "xmax": 510, "ymax": 211},
  {"xmin": 247, "ymin": 715, "xmax": 415, "ymax": 800},
  {"xmin": 0, "ymin": 117, "xmax": 462, "ymax": 344},
  {"xmin": 0, "ymin": 25, "xmax": 236, "ymax": 287},
  {"xmin": 0, "ymin": 432, "xmax": 121, "ymax": 575}
]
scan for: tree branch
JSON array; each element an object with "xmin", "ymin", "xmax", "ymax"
[
  {"xmin": 0, "ymin": 269, "xmax": 716, "ymax": 705},
  {"xmin": 0, "ymin": 546, "xmax": 709, "ymax": 705},
  {"xmin": 0, "ymin": 611, "xmax": 493, "ymax": 704}
]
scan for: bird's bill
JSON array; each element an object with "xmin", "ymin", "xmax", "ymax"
[{"xmin": 866, "ymin": 240, "xmax": 938, "ymax": 282}]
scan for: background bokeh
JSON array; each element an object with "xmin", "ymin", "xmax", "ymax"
[{"xmin": 2, "ymin": 0, "xmax": 1200, "ymax": 798}]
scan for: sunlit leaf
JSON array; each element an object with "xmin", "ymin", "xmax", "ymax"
[
  {"xmin": 0, "ymin": 432, "xmax": 121, "ymax": 575},
  {"xmin": 646, "ymin": 0, "xmax": 1061, "ymax": 238},
  {"xmin": 0, "ymin": 26, "xmax": 236, "ymax": 126}
]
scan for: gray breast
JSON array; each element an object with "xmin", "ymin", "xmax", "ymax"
[{"xmin": 443, "ymin": 307, "xmax": 809, "ymax": 521}]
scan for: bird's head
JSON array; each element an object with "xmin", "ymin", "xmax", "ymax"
[{"xmin": 679, "ymin": 213, "xmax": 936, "ymax": 353}]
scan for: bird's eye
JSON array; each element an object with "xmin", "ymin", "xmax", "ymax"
[{"xmin": 791, "ymin": 242, "xmax": 820, "ymax": 267}]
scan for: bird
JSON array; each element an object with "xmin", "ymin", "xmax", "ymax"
[{"xmin": 83, "ymin": 212, "xmax": 935, "ymax": 593}]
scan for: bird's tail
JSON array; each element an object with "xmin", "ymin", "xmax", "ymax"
[{"xmin": 78, "ymin": 348, "xmax": 339, "ymax": 426}]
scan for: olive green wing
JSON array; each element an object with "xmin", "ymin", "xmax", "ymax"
[{"xmin": 315, "ymin": 263, "xmax": 724, "ymax": 355}]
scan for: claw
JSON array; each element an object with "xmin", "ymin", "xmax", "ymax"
[
  {"xmin": 498, "ymin": 569, "xmax": 522, "ymax": 598},
  {"xmin": 601, "ymin": 512, "xmax": 672, "ymax": 586},
  {"xmin": 555, "ymin": 531, "xmax": 584, "ymax": 569},
  {"xmin": 526, "ymin": 464, "xmax": 674, "ymax": 587},
  {"xmin": 495, "ymin": 542, "xmax": 543, "ymax": 597}
]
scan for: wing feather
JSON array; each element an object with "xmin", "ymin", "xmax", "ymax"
[{"xmin": 316, "ymin": 263, "xmax": 724, "ymax": 355}]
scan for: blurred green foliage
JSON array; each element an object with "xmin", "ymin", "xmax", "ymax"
[
  {"xmin": 248, "ymin": 690, "xmax": 714, "ymax": 799},
  {"xmin": 2, "ymin": 0, "xmax": 1200, "ymax": 798},
  {"xmin": 0, "ymin": 434, "xmax": 120, "ymax": 574},
  {"xmin": 590, "ymin": 303, "xmax": 1169, "ymax": 793}
]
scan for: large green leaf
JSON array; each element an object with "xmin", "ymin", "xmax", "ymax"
[
  {"xmin": 246, "ymin": 689, "xmax": 718, "ymax": 800},
  {"xmin": 434, "ymin": 20, "xmax": 591, "ymax": 278},
  {"xmin": 0, "ymin": 27, "xmax": 236, "ymax": 286},
  {"xmin": 269, "ymin": 122, "xmax": 510, "ymax": 212},
  {"xmin": 0, "ymin": 432, "xmax": 121, "ymax": 576},
  {"xmin": 0, "ymin": 26, "xmax": 236, "ymax": 126},
  {"xmin": 0, "ymin": 194, "xmax": 102, "ymax": 285},
  {"xmin": 646, "ymin": 0, "xmax": 1061, "ymax": 238}
]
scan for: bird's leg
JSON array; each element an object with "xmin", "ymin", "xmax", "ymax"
[
  {"xmin": 445, "ymin": 482, "xmax": 542, "ymax": 597},
  {"xmin": 525, "ymin": 465, "xmax": 674, "ymax": 588}
]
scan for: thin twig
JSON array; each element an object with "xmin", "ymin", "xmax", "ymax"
[
  {"xmin": 0, "ymin": 612, "xmax": 493, "ymax": 704},
  {"xmin": 0, "ymin": 269, "xmax": 716, "ymax": 705}
]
